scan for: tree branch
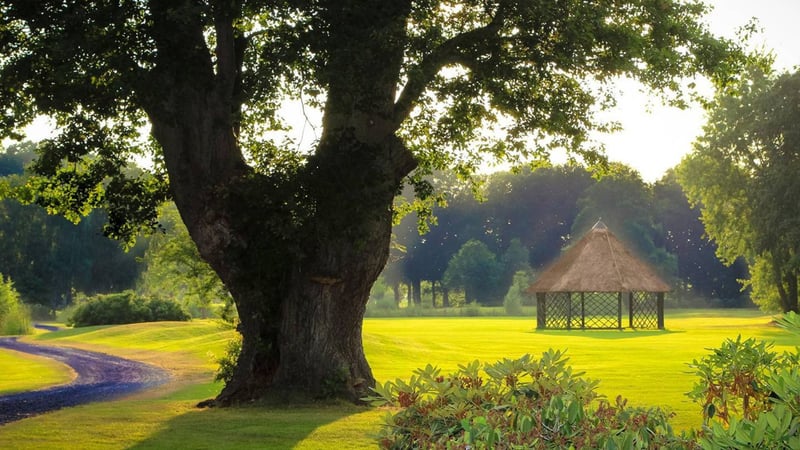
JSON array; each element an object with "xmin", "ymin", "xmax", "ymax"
[
  {"xmin": 213, "ymin": 2, "xmax": 241, "ymax": 100},
  {"xmin": 391, "ymin": 2, "xmax": 508, "ymax": 128}
]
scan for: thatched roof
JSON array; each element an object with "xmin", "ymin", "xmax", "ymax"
[{"xmin": 527, "ymin": 221, "xmax": 671, "ymax": 293}]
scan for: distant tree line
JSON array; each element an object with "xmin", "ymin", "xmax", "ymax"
[
  {"xmin": 0, "ymin": 142, "xmax": 144, "ymax": 309},
  {"xmin": 0, "ymin": 142, "xmax": 748, "ymax": 313},
  {"xmin": 0, "ymin": 141, "xmax": 228, "ymax": 317},
  {"xmin": 381, "ymin": 164, "xmax": 749, "ymax": 308}
]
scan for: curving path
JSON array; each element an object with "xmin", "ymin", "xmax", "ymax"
[{"xmin": 0, "ymin": 336, "xmax": 169, "ymax": 425}]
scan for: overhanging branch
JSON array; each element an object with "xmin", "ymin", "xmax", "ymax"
[{"xmin": 391, "ymin": 2, "xmax": 508, "ymax": 128}]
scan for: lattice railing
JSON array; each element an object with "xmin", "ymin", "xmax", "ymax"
[
  {"xmin": 582, "ymin": 292, "xmax": 620, "ymax": 329},
  {"xmin": 541, "ymin": 292, "xmax": 572, "ymax": 329},
  {"xmin": 630, "ymin": 292, "xmax": 659, "ymax": 329},
  {"xmin": 538, "ymin": 291, "xmax": 663, "ymax": 329}
]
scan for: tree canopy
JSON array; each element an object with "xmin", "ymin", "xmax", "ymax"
[
  {"xmin": 1, "ymin": 0, "xmax": 743, "ymax": 403},
  {"xmin": 679, "ymin": 65, "xmax": 800, "ymax": 313}
]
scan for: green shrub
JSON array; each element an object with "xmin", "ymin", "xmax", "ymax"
[
  {"xmin": 366, "ymin": 294, "xmax": 398, "ymax": 316},
  {"xmin": 694, "ymin": 352, "xmax": 800, "ymax": 449},
  {"xmin": 687, "ymin": 335, "xmax": 779, "ymax": 425},
  {"xmin": 68, "ymin": 291, "xmax": 190, "ymax": 327},
  {"xmin": 689, "ymin": 326, "xmax": 800, "ymax": 449},
  {"xmin": 366, "ymin": 351, "xmax": 691, "ymax": 449},
  {"xmin": 503, "ymin": 271, "xmax": 530, "ymax": 316},
  {"xmin": 0, "ymin": 275, "xmax": 31, "ymax": 335},
  {"xmin": 214, "ymin": 333, "xmax": 242, "ymax": 384},
  {"xmin": 462, "ymin": 301, "xmax": 482, "ymax": 317}
]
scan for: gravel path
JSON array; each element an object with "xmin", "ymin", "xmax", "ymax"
[{"xmin": 0, "ymin": 337, "xmax": 170, "ymax": 425}]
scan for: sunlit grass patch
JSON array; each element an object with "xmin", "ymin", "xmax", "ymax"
[
  {"xmin": 0, "ymin": 348, "xmax": 74, "ymax": 394},
  {"xmin": 0, "ymin": 308, "xmax": 793, "ymax": 449}
]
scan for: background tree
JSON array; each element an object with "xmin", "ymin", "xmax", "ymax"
[
  {"xmin": 653, "ymin": 171, "xmax": 748, "ymax": 305},
  {"xmin": 483, "ymin": 166, "xmax": 593, "ymax": 268},
  {"xmin": 0, "ymin": 144, "xmax": 144, "ymax": 308},
  {"xmin": 572, "ymin": 164, "xmax": 676, "ymax": 277},
  {"xmin": 1, "ymin": 0, "xmax": 740, "ymax": 403},
  {"xmin": 138, "ymin": 203, "xmax": 229, "ymax": 319},
  {"xmin": 679, "ymin": 66, "xmax": 800, "ymax": 313},
  {"xmin": 0, "ymin": 274, "xmax": 30, "ymax": 335},
  {"xmin": 443, "ymin": 239, "xmax": 502, "ymax": 305},
  {"xmin": 403, "ymin": 176, "xmax": 483, "ymax": 306}
]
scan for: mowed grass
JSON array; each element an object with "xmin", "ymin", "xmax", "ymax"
[
  {"xmin": 0, "ymin": 310, "xmax": 797, "ymax": 449},
  {"xmin": 0, "ymin": 348, "xmax": 75, "ymax": 395}
]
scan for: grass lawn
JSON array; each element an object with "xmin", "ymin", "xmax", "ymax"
[
  {"xmin": 0, "ymin": 348, "xmax": 75, "ymax": 395},
  {"xmin": 0, "ymin": 309, "xmax": 796, "ymax": 449}
]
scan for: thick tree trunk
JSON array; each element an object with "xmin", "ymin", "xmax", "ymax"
[
  {"xmin": 142, "ymin": 0, "xmax": 416, "ymax": 405},
  {"xmin": 206, "ymin": 131, "xmax": 414, "ymax": 404}
]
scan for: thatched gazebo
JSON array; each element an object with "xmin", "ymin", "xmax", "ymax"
[{"xmin": 527, "ymin": 221, "xmax": 669, "ymax": 330}]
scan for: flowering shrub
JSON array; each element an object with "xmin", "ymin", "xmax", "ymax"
[{"xmin": 365, "ymin": 350, "xmax": 692, "ymax": 449}]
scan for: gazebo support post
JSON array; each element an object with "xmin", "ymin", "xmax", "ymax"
[
  {"xmin": 628, "ymin": 292, "xmax": 634, "ymax": 328},
  {"xmin": 567, "ymin": 293, "xmax": 573, "ymax": 330},
  {"xmin": 580, "ymin": 292, "xmax": 585, "ymax": 329},
  {"xmin": 617, "ymin": 292, "xmax": 622, "ymax": 329},
  {"xmin": 657, "ymin": 292, "xmax": 665, "ymax": 329},
  {"xmin": 536, "ymin": 293, "xmax": 546, "ymax": 329}
]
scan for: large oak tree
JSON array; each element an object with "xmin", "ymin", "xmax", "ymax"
[{"xmin": 1, "ymin": 1, "xmax": 739, "ymax": 404}]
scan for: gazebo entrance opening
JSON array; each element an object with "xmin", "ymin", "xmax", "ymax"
[{"xmin": 535, "ymin": 291, "xmax": 664, "ymax": 330}]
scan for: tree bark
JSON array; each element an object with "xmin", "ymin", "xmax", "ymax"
[
  {"xmin": 412, "ymin": 278, "xmax": 422, "ymax": 306},
  {"xmin": 785, "ymin": 269, "xmax": 799, "ymax": 313},
  {"xmin": 142, "ymin": 0, "xmax": 418, "ymax": 404},
  {"xmin": 392, "ymin": 283, "xmax": 402, "ymax": 306}
]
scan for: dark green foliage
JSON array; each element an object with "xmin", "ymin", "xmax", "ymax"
[
  {"xmin": 443, "ymin": 240, "xmax": 503, "ymax": 305},
  {"xmin": 366, "ymin": 351, "xmax": 692, "ymax": 449},
  {"xmin": 687, "ymin": 336, "xmax": 779, "ymax": 424},
  {"xmin": 653, "ymin": 171, "xmax": 749, "ymax": 305},
  {"xmin": 68, "ymin": 291, "xmax": 190, "ymax": 327},
  {"xmin": 392, "ymin": 165, "xmax": 746, "ymax": 307},
  {"xmin": 690, "ymin": 325, "xmax": 800, "ymax": 449},
  {"xmin": 0, "ymin": 144, "xmax": 146, "ymax": 307},
  {"xmin": 680, "ymin": 67, "xmax": 800, "ymax": 312}
]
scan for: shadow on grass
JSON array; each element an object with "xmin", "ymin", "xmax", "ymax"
[
  {"xmin": 531, "ymin": 329, "xmax": 684, "ymax": 339},
  {"xmin": 129, "ymin": 402, "xmax": 371, "ymax": 449}
]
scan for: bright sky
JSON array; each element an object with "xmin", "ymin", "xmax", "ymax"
[
  {"xmin": 599, "ymin": 0, "xmax": 800, "ymax": 182},
  {"xmin": 11, "ymin": 1, "xmax": 800, "ymax": 183}
]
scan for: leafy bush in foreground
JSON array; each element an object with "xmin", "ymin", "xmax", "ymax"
[
  {"xmin": 689, "ymin": 318, "xmax": 800, "ymax": 449},
  {"xmin": 687, "ymin": 335, "xmax": 779, "ymax": 424},
  {"xmin": 366, "ymin": 350, "xmax": 691, "ymax": 449},
  {"xmin": 68, "ymin": 291, "xmax": 190, "ymax": 327},
  {"xmin": 696, "ymin": 365, "xmax": 800, "ymax": 449}
]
